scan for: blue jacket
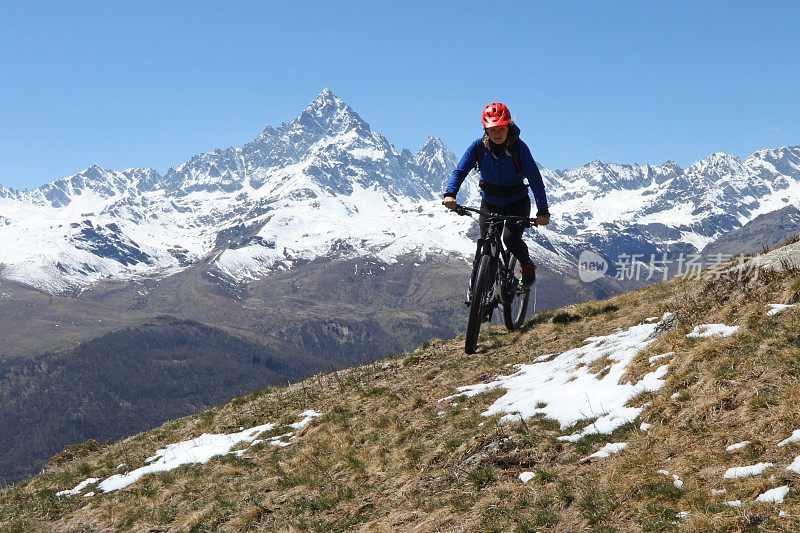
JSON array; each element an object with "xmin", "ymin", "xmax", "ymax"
[{"xmin": 445, "ymin": 138, "xmax": 549, "ymax": 213}]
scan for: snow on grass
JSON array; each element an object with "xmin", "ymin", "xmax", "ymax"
[
  {"xmin": 778, "ymin": 429, "xmax": 800, "ymax": 447},
  {"xmin": 723, "ymin": 462, "xmax": 774, "ymax": 479},
  {"xmin": 725, "ymin": 500, "xmax": 742, "ymax": 507},
  {"xmin": 58, "ymin": 411, "xmax": 320, "ymax": 497},
  {"xmin": 756, "ymin": 486, "xmax": 790, "ymax": 503},
  {"xmin": 726, "ymin": 441, "xmax": 750, "ymax": 452},
  {"xmin": 56, "ymin": 478, "xmax": 99, "ymax": 497},
  {"xmin": 581, "ymin": 442, "xmax": 627, "ymax": 462},
  {"xmin": 442, "ymin": 314, "xmax": 673, "ymax": 439},
  {"xmin": 686, "ymin": 324, "xmax": 739, "ymax": 338},
  {"xmin": 766, "ymin": 304, "xmax": 796, "ymax": 316},
  {"xmin": 672, "ymin": 475, "xmax": 683, "ymax": 489},
  {"xmin": 648, "ymin": 352, "xmax": 673, "ymax": 363},
  {"xmin": 785, "ymin": 456, "xmax": 800, "ymax": 474},
  {"xmin": 519, "ymin": 472, "xmax": 536, "ymax": 483}
]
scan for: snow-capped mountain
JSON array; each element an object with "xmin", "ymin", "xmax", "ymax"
[
  {"xmin": 1, "ymin": 88, "xmax": 799, "ymax": 294},
  {"xmin": 542, "ymin": 147, "xmax": 800, "ymax": 256},
  {"xmin": 0, "ymin": 90, "xmax": 471, "ymax": 292}
]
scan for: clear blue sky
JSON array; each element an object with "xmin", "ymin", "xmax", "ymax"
[{"xmin": 1, "ymin": 1, "xmax": 798, "ymax": 190}]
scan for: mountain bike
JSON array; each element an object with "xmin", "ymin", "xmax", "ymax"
[{"xmin": 451, "ymin": 204, "xmax": 538, "ymax": 354}]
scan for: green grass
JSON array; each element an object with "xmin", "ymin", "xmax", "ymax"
[{"xmin": 467, "ymin": 466, "xmax": 497, "ymax": 489}]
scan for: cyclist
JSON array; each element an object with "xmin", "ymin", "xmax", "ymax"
[{"xmin": 443, "ymin": 102, "xmax": 550, "ymax": 288}]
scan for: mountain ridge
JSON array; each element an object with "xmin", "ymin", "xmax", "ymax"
[{"xmin": 2, "ymin": 89, "xmax": 799, "ymax": 296}]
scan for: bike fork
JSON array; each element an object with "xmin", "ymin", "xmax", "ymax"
[{"xmin": 466, "ymin": 242, "xmax": 489, "ymax": 307}]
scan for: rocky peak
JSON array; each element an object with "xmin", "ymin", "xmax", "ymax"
[
  {"xmin": 418, "ymin": 136, "xmax": 446, "ymax": 153},
  {"xmin": 745, "ymin": 145, "xmax": 800, "ymax": 183},
  {"xmin": 292, "ymin": 88, "xmax": 371, "ymax": 138},
  {"xmin": 686, "ymin": 152, "xmax": 744, "ymax": 176}
]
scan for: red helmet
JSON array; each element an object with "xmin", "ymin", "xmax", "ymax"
[{"xmin": 482, "ymin": 102, "xmax": 511, "ymax": 128}]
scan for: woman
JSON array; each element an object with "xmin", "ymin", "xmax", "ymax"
[{"xmin": 443, "ymin": 102, "xmax": 550, "ymax": 287}]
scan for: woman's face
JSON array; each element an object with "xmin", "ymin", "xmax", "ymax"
[{"xmin": 486, "ymin": 125, "xmax": 509, "ymax": 144}]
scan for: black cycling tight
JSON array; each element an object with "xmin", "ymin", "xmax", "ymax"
[{"xmin": 477, "ymin": 196, "xmax": 532, "ymax": 266}]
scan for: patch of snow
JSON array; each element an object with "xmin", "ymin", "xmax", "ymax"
[
  {"xmin": 725, "ymin": 500, "xmax": 742, "ymax": 507},
  {"xmin": 766, "ymin": 304, "xmax": 796, "ymax": 316},
  {"xmin": 442, "ymin": 314, "xmax": 672, "ymax": 441},
  {"xmin": 726, "ymin": 441, "xmax": 750, "ymax": 452},
  {"xmin": 350, "ymin": 147, "xmax": 386, "ymax": 159},
  {"xmin": 640, "ymin": 422, "xmax": 652, "ymax": 431},
  {"xmin": 649, "ymin": 352, "xmax": 673, "ymax": 363},
  {"xmin": 59, "ymin": 411, "xmax": 320, "ymax": 495},
  {"xmin": 644, "ymin": 316, "xmax": 660, "ymax": 323},
  {"xmin": 711, "ymin": 489, "xmax": 726, "ymax": 495},
  {"xmin": 779, "ymin": 429, "xmax": 800, "ymax": 447},
  {"xmin": 676, "ymin": 511, "xmax": 690, "ymax": 519},
  {"xmin": 686, "ymin": 324, "xmax": 739, "ymax": 338},
  {"xmin": 784, "ymin": 455, "xmax": 800, "ymax": 474},
  {"xmin": 56, "ymin": 478, "xmax": 99, "ymax": 497},
  {"xmin": 756, "ymin": 486, "xmax": 790, "ymax": 503},
  {"xmin": 581, "ymin": 442, "xmax": 627, "ymax": 462},
  {"xmin": 657, "ymin": 470, "xmax": 670, "ymax": 476},
  {"xmin": 519, "ymin": 472, "xmax": 536, "ymax": 483},
  {"xmin": 673, "ymin": 474, "xmax": 683, "ymax": 489},
  {"xmin": 293, "ymin": 410, "xmax": 322, "ymax": 428},
  {"xmin": 724, "ymin": 462, "xmax": 774, "ymax": 479}
]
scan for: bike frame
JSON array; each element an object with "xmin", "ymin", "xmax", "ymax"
[{"xmin": 455, "ymin": 205, "xmax": 537, "ymax": 310}]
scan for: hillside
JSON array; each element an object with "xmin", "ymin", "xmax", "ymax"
[
  {"xmin": 0, "ymin": 250, "xmax": 631, "ymax": 486},
  {"xmin": 0, "ymin": 316, "xmax": 326, "ymax": 485},
  {"xmin": 701, "ymin": 205, "xmax": 800, "ymax": 259},
  {"xmin": 3, "ymin": 242, "xmax": 800, "ymax": 531}
]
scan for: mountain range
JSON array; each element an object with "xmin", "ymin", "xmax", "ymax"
[{"xmin": 3, "ymin": 88, "xmax": 799, "ymax": 295}]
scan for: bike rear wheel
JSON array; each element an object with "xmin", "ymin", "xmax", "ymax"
[
  {"xmin": 465, "ymin": 254, "xmax": 492, "ymax": 354},
  {"xmin": 503, "ymin": 256, "xmax": 530, "ymax": 331}
]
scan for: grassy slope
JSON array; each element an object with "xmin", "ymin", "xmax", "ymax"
[
  {"xmin": 0, "ymin": 316, "xmax": 326, "ymax": 485},
  {"xmin": 3, "ymin": 263, "xmax": 800, "ymax": 531},
  {"xmin": 0, "ymin": 278, "xmax": 153, "ymax": 360},
  {"xmin": 0, "ymin": 252, "xmax": 632, "ymax": 487}
]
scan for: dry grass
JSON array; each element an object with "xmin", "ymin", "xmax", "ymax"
[{"xmin": 3, "ymin": 265, "xmax": 800, "ymax": 531}]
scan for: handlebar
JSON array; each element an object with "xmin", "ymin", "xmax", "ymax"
[{"xmin": 445, "ymin": 202, "xmax": 539, "ymax": 227}]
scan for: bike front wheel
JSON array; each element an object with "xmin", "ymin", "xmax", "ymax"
[
  {"xmin": 465, "ymin": 254, "xmax": 492, "ymax": 354},
  {"xmin": 502, "ymin": 256, "xmax": 530, "ymax": 331}
]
